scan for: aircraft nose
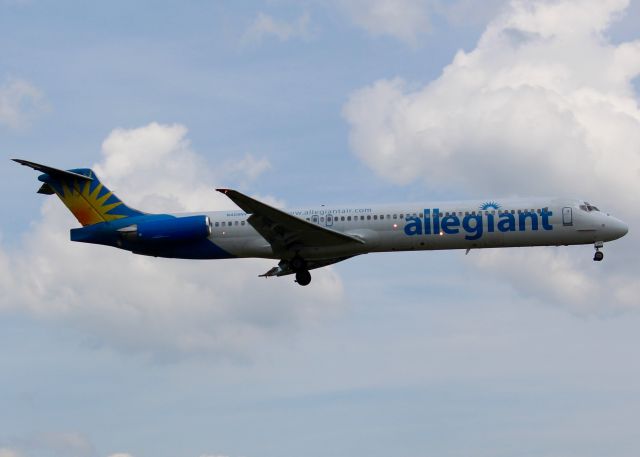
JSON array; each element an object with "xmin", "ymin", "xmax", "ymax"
[{"xmin": 609, "ymin": 217, "xmax": 628, "ymax": 240}]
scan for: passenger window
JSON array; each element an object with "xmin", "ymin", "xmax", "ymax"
[
  {"xmin": 399, "ymin": 214, "xmax": 404, "ymax": 219},
  {"xmin": 347, "ymin": 216, "xmax": 351, "ymax": 221},
  {"xmin": 221, "ymin": 222, "xmax": 226, "ymax": 227},
  {"xmin": 511, "ymin": 210, "xmax": 515, "ymax": 214},
  {"xmin": 373, "ymin": 215, "xmax": 378, "ymax": 220},
  {"xmin": 241, "ymin": 221, "xmax": 245, "ymax": 226},
  {"xmin": 320, "ymin": 217, "xmax": 325, "ymax": 222},
  {"xmin": 380, "ymin": 215, "xmax": 384, "ymax": 220},
  {"xmin": 235, "ymin": 221, "xmax": 239, "ymax": 226},
  {"xmin": 215, "ymin": 222, "xmax": 219, "ymax": 227},
  {"xmin": 393, "ymin": 214, "xmax": 397, "ymax": 219},
  {"xmin": 465, "ymin": 211, "xmax": 469, "ymax": 216}
]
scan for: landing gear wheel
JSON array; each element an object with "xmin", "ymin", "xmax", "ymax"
[
  {"xmin": 593, "ymin": 241, "xmax": 604, "ymax": 262},
  {"xmin": 295, "ymin": 270, "xmax": 312, "ymax": 286}
]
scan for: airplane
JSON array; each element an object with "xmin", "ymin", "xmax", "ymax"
[{"xmin": 13, "ymin": 159, "xmax": 628, "ymax": 286}]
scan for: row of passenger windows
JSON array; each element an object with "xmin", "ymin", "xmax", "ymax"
[
  {"xmin": 304, "ymin": 208, "xmax": 549, "ymax": 223},
  {"xmin": 213, "ymin": 208, "xmax": 550, "ymax": 228},
  {"xmin": 215, "ymin": 220, "xmax": 246, "ymax": 227}
]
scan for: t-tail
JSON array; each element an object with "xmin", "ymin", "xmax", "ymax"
[{"xmin": 13, "ymin": 159, "xmax": 144, "ymax": 226}]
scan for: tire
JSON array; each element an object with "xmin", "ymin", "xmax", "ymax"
[
  {"xmin": 594, "ymin": 251, "xmax": 604, "ymax": 261},
  {"xmin": 295, "ymin": 270, "xmax": 311, "ymax": 286}
]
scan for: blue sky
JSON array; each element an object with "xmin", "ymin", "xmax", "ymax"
[{"xmin": 1, "ymin": 1, "xmax": 640, "ymax": 457}]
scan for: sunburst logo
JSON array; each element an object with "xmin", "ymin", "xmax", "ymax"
[
  {"xmin": 57, "ymin": 179, "xmax": 126, "ymax": 226},
  {"xmin": 479, "ymin": 201, "xmax": 501, "ymax": 210}
]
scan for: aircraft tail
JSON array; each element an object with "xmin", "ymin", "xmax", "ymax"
[{"xmin": 13, "ymin": 159, "xmax": 144, "ymax": 226}]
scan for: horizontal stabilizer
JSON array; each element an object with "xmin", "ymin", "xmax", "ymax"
[
  {"xmin": 12, "ymin": 159, "xmax": 93, "ymax": 181},
  {"xmin": 37, "ymin": 183, "xmax": 55, "ymax": 195}
]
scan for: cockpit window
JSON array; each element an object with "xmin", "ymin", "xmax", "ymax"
[{"xmin": 581, "ymin": 202, "xmax": 600, "ymax": 212}]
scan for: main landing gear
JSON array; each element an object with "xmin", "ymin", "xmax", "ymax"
[
  {"xmin": 291, "ymin": 256, "xmax": 312, "ymax": 286},
  {"xmin": 594, "ymin": 241, "xmax": 604, "ymax": 262},
  {"xmin": 295, "ymin": 270, "xmax": 312, "ymax": 286}
]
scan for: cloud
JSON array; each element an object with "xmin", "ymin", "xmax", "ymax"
[
  {"xmin": 243, "ymin": 12, "xmax": 311, "ymax": 44},
  {"xmin": 3, "ymin": 122, "xmax": 345, "ymax": 360},
  {"xmin": 222, "ymin": 153, "xmax": 272, "ymax": 184},
  {"xmin": 35, "ymin": 432, "xmax": 93, "ymax": 457},
  {"xmin": 0, "ymin": 77, "xmax": 47, "ymax": 130},
  {"xmin": 343, "ymin": 0, "xmax": 640, "ymax": 312},
  {"xmin": 0, "ymin": 449, "xmax": 24, "ymax": 457},
  {"xmin": 335, "ymin": 0, "xmax": 431, "ymax": 45},
  {"xmin": 436, "ymin": 0, "xmax": 509, "ymax": 27},
  {"xmin": 0, "ymin": 432, "xmax": 93, "ymax": 457}
]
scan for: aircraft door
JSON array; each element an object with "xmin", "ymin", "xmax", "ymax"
[
  {"xmin": 326, "ymin": 214, "xmax": 333, "ymax": 227},
  {"xmin": 562, "ymin": 207, "xmax": 573, "ymax": 226}
]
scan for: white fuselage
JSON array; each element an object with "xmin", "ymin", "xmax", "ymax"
[{"xmin": 188, "ymin": 197, "xmax": 628, "ymax": 260}]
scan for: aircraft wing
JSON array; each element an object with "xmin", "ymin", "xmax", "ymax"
[{"xmin": 216, "ymin": 188, "xmax": 364, "ymax": 252}]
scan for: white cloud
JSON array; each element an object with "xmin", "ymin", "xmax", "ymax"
[
  {"xmin": 0, "ymin": 449, "xmax": 24, "ymax": 457},
  {"xmin": 35, "ymin": 432, "xmax": 93, "ymax": 457},
  {"xmin": 436, "ymin": 0, "xmax": 509, "ymax": 27},
  {"xmin": 343, "ymin": 0, "xmax": 640, "ymax": 312},
  {"xmin": 0, "ymin": 432, "xmax": 93, "ymax": 457},
  {"xmin": 3, "ymin": 122, "xmax": 345, "ymax": 359},
  {"xmin": 222, "ymin": 153, "xmax": 272, "ymax": 184},
  {"xmin": 336, "ymin": 0, "xmax": 431, "ymax": 45},
  {"xmin": 243, "ymin": 12, "xmax": 311, "ymax": 44},
  {"xmin": 0, "ymin": 77, "xmax": 47, "ymax": 130}
]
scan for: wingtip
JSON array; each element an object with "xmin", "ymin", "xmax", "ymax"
[{"xmin": 216, "ymin": 188, "xmax": 231, "ymax": 194}]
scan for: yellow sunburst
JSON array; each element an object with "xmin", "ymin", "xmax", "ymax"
[{"xmin": 56, "ymin": 179, "xmax": 126, "ymax": 226}]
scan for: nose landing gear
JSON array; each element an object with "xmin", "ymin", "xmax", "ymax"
[{"xmin": 594, "ymin": 241, "xmax": 604, "ymax": 261}]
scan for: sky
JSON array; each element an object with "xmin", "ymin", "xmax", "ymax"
[{"xmin": 1, "ymin": 1, "xmax": 640, "ymax": 456}]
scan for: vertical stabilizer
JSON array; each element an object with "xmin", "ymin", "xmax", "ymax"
[{"xmin": 13, "ymin": 159, "xmax": 144, "ymax": 226}]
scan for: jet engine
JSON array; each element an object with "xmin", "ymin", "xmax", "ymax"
[{"xmin": 120, "ymin": 215, "xmax": 212, "ymax": 243}]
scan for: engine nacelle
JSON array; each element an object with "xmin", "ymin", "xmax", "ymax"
[{"xmin": 121, "ymin": 215, "xmax": 212, "ymax": 243}]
